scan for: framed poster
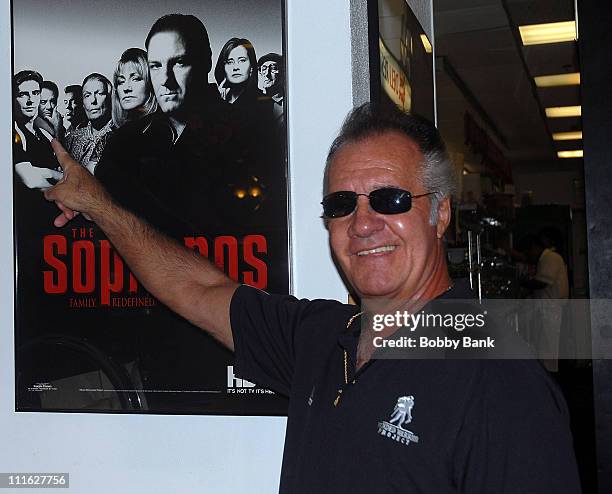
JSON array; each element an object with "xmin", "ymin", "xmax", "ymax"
[{"xmin": 12, "ymin": 0, "xmax": 289, "ymax": 414}]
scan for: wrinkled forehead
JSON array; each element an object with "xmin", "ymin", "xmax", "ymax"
[
  {"xmin": 83, "ymin": 79, "xmax": 108, "ymax": 93},
  {"xmin": 327, "ymin": 131, "xmax": 425, "ymax": 190}
]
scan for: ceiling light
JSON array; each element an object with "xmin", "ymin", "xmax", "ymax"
[
  {"xmin": 519, "ymin": 21, "xmax": 576, "ymax": 46},
  {"xmin": 534, "ymin": 72, "xmax": 580, "ymax": 87},
  {"xmin": 545, "ymin": 106, "xmax": 581, "ymax": 118},
  {"xmin": 557, "ymin": 150, "xmax": 583, "ymax": 158},
  {"xmin": 552, "ymin": 131, "xmax": 583, "ymax": 141},
  {"xmin": 420, "ymin": 34, "xmax": 432, "ymax": 54}
]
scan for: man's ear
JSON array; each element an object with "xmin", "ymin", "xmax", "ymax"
[{"xmin": 436, "ymin": 196, "xmax": 451, "ymax": 239}]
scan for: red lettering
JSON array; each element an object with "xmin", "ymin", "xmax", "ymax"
[
  {"xmin": 185, "ymin": 236, "xmax": 209, "ymax": 256},
  {"xmin": 243, "ymin": 235, "xmax": 268, "ymax": 289},
  {"xmin": 214, "ymin": 236, "xmax": 239, "ymax": 281},
  {"xmin": 42, "ymin": 234, "xmax": 271, "ymax": 300},
  {"xmin": 72, "ymin": 240, "xmax": 95, "ymax": 293},
  {"xmin": 43, "ymin": 235, "xmax": 68, "ymax": 293},
  {"xmin": 100, "ymin": 240, "xmax": 125, "ymax": 305}
]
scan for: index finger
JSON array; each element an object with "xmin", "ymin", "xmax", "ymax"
[{"xmin": 50, "ymin": 139, "xmax": 78, "ymax": 172}]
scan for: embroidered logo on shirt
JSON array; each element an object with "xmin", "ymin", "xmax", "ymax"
[{"xmin": 377, "ymin": 396, "xmax": 419, "ymax": 446}]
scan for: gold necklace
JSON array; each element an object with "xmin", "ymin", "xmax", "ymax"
[
  {"xmin": 334, "ymin": 311, "xmax": 362, "ymax": 407},
  {"xmin": 332, "ymin": 285, "xmax": 454, "ymax": 407}
]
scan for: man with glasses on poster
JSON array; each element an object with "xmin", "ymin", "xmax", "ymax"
[
  {"xmin": 258, "ymin": 52, "xmax": 284, "ymax": 126},
  {"xmin": 44, "ymin": 103, "xmax": 581, "ymax": 493}
]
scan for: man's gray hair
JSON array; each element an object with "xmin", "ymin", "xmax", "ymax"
[
  {"xmin": 324, "ymin": 103, "xmax": 456, "ymax": 225},
  {"xmin": 82, "ymin": 73, "xmax": 113, "ymax": 95}
]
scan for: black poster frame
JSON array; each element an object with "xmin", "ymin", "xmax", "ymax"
[{"xmin": 11, "ymin": 0, "xmax": 291, "ymax": 416}]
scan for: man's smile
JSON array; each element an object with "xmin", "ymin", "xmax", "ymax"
[{"xmin": 355, "ymin": 245, "xmax": 397, "ymax": 256}]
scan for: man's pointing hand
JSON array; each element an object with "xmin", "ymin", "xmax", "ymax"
[{"xmin": 44, "ymin": 139, "xmax": 110, "ymax": 227}]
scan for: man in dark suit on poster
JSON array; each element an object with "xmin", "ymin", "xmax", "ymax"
[
  {"xmin": 89, "ymin": 13, "xmax": 288, "ymax": 410},
  {"xmin": 96, "ymin": 13, "xmax": 280, "ymax": 237}
]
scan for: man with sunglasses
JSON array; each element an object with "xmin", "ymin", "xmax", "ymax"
[{"xmin": 44, "ymin": 103, "xmax": 580, "ymax": 493}]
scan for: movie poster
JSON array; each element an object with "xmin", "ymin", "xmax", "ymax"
[{"xmin": 12, "ymin": 0, "xmax": 289, "ymax": 414}]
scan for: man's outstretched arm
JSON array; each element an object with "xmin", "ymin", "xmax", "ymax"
[{"xmin": 44, "ymin": 139, "xmax": 238, "ymax": 350}]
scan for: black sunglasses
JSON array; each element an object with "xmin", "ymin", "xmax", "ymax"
[{"xmin": 321, "ymin": 187, "xmax": 437, "ymax": 219}]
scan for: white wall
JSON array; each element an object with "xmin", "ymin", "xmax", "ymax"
[{"xmin": 0, "ymin": 1, "xmax": 353, "ymax": 492}]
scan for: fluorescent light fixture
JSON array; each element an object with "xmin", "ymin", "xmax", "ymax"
[
  {"xmin": 545, "ymin": 106, "xmax": 581, "ymax": 118},
  {"xmin": 552, "ymin": 131, "xmax": 583, "ymax": 141},
  {"xmin": 557, "ymin": 150, "xmax": 583, "ymax": 158},
  {"xmin": 534, "ymin": 72, "xmax": 580, "ymax": 87},
  {"xmin": 519, "ymin": 21, "xmax": 576, "ymax": 46},
  {"xmin": 420, "ymin": 34, "xmax": 432, "ymax": 54}
]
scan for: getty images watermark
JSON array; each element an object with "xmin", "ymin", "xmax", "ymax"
[
  {"xmin": 360, "ymin": 298, "xmax": 612, "ymax": 360},
  {"xmin": 371, "ymin": 308, "xmax": 491, "ymax": 351}
]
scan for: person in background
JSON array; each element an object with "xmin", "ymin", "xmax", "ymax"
[
  {"xmin": 13, "ymin": 71, "xmax": 66, "ymax": 341},
  {"xmin": 37, "ymin": 80, "xmax": 65, "ymax": 140},
  {"xmin": 257, "ymin": 52, "xmax": 284, "ymax": 124},
  {"xmin": 522, "ymin": 233, "xmax": 570, "ymax": 372},
  {"xmin": 215, "ymin": 37, "xmax": 261, "ymax": 106},
  {"xmin": 112, "ymin": 47, "xmax": 158, "ymax": 128},
  {"xmin": 38, "ymin": 80, "xmax": 58, "ymax": 120},
  {"xmin": 65, "ymin": 73, "xmax": 115, "ymax": 174},
  {"xmin": 62, "ymin": 84, "xmax": 85, "ymax": 136},
  {"xmin": 214, "ymin": 37, "xmax": 279, "ymax": 198},
  {"xmin": 13, "ymin": 70, "xmax": 62, "ymax": 191}
]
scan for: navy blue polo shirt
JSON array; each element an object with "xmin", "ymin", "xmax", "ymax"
[{"xmin": 230, "ymin": 284, "xmax": 581, "ymax": 493}]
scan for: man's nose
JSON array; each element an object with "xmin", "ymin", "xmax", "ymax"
[
  {"xmin": 162, "ymin": 65, "xmax": 178, "ymax": 88},
  {"xmin": 124, "ymin": 83, "xmax": 132, "ymax": 93},
  {"xmin": 348, "ymin": 196, "xmax": 385, "ymax": 237},
  {"xmin": 91, "ymin": 95, "xmax": 98, "ymax": 105}
]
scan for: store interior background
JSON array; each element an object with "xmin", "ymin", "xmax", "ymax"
[{"xmin": 380, "ymin": 0, "xmax": 594, "ymax": 490}]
